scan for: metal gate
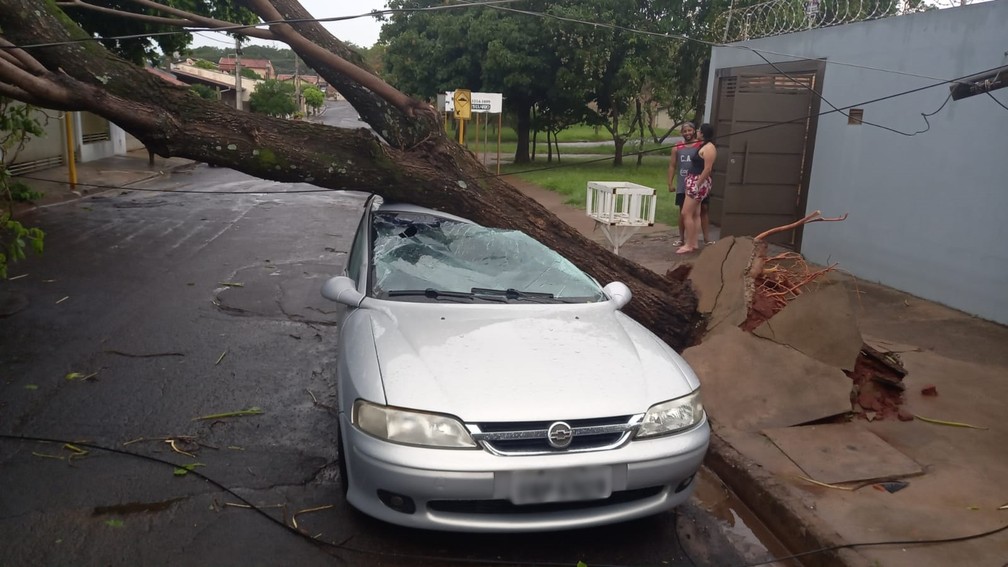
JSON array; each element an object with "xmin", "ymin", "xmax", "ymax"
[{"xmin": 709, "ymin": 60, "xmax": 825, "ymax": 249}]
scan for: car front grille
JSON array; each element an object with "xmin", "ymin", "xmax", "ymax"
[
  {"xmin": 427, "ymin": 486, "xmax": 664, "ymax": 514},
  {"xmin": 470, "ymin": 414, "xmax": 642, "ymax": 455}
]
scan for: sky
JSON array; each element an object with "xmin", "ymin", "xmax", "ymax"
[{"xmin": 191, "ymin": 1, "xmax": 389, "ymax": 50}]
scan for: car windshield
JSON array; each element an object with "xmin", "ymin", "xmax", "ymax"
[{"xmin": 370, "ymin": 211, "xmax": 605, "ymax": 303}]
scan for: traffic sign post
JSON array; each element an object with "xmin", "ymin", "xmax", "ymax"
[
  {"xmin": 453, "ymin": 89, "xmax": 471, "ymax": 144},
  {"xmin": 443, "ymin": 90, "xmax": 504, "ymax": 173}
]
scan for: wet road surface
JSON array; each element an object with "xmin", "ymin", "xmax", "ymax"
[{"xmin": 0, "ymin": 163, "xmax": 787, "ymax": 566}]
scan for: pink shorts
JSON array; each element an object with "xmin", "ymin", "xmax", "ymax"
[{"xmin": 685, "ymin": 174, "xmax": 711, "ymax": 201}]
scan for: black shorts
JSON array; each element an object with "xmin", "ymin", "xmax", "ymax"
[{"xmin": 677, "ymin": 193, "xmax": 710, "ymax": 207}]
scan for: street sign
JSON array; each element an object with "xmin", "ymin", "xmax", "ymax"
[
  {"xmin": 444, "ymin": 91, "xmax": 502, "ymax": 114},
  {"xmin": 453, "ymin": 89, "xmax": 472, "ymax": 120}
]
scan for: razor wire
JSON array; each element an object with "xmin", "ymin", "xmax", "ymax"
[{"xmin": 715, "ymin": 0, "xmax": 985, "ymax": 42}]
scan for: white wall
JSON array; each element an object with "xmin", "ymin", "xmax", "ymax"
[{"xmin": 706, "ymin": 2, "xmax": 1008, "ymax": 324}]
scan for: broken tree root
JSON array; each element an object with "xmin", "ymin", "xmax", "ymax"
[{"xmin": 741, "ymin": 210, "xmax": 848, "ymax": 331}]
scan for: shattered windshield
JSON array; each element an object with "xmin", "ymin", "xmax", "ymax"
[{"xmin": 370, "ymin": 211, "xmax": 605, "ymax": 303}]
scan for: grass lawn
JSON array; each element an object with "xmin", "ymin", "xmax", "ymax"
[{"xmin": 499, "ymin": 157, "xmax": 680, "ymax": 228}]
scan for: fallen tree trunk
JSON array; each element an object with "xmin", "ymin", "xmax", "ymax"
[{"xmin": 0, "ymin": 0, "xmax": 700, "ymax": 350}]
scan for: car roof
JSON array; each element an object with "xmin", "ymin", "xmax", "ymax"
[{"xmin": 376, "ymin": 201, "xmax": 477, "ymax": 225}]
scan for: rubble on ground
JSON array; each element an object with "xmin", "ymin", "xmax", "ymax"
[{"xmin": 679, "ymin": 231, "xmax": 908, "ymax": 425}]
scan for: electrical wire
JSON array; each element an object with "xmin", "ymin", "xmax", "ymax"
[
  {"xmin": 14, "ymin": 174, "xmax": 344, "ymax": 195},
  {"xmin": 1, "ymin": 433, "xmax": 1005, "ymax": 567},
  {"xmin": 5, "ymin": 60, "xmax": 979, "ymax": 197},
  {"xmin": 0, "ymin": 0, "xmax": 528, "ymax": 49},
  {"xmin": 744, "ymin": 48, "xmax": 953, "ymax": 137},
  {"xmin": 193, "ymin": 31, "xmax": 238, "ymax": 46},
  {"xmin": 988, "ymin": 91, "xmax": 1008, "ymax": 112},
  {"xmin": 0, "ymin": 0, "xmax": 972, "ymax": 86}
]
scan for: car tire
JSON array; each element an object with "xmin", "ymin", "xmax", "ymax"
[{"xmin": 337, "ymin": 425, "xmax": 350, "ymax": 497}]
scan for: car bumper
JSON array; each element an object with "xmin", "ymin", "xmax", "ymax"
[{"xmin": 341, "ymin": 414, "xmax": 710, "ymax": 532}]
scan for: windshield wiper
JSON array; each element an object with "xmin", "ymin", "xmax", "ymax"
[
  {"xmin": 470, "ymin": 287, "xmax": 556, "ymax": 302},
  {"xmin": 386, "ymin": 288, "xmax": 475, "ymax": 301}
]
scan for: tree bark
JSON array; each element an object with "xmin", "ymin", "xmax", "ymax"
[
  {"xmin": 513, "ymin": 98, "xmax": 532, "ymax": 164},
  {"xmin": 0, "ymin": 0, "xmax": 700, "ymax": 351}
]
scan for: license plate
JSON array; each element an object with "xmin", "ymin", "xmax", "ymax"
[{"xmin": 510, "ymin": 466, "xmax": 612, "ymax": 505}]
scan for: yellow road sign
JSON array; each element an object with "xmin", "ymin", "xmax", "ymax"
[{"xmin": 453, "ymin": 88, "xmax": 471, "ymax": 120}]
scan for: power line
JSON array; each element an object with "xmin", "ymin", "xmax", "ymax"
[
  {"xmin": 1, "ymin": 0, "xmax": 975, "ymax": 86},
  {"xmin": 1, "ymin": 432, "xmax": 1006, "ymax": 567},
  {"xmin": 0, "ymin": 0, "xmax": 527, "ymax": 49},
  {"xmin": 988, "ymin": 91, "xmax": 1008, "ymax": 112}
]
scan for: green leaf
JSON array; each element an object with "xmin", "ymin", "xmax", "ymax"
[
  {"xmin": 193, "ymin": 407, "xmax": 264, "ymax": 421},
  {"xmin": 173, "ymin": 463, "xmax": 205, "ymax": 476},
  {"xmin": 105, "ymin": 519, "xmax": 125, "ymax": 528},
  {"xmin": 24, "ymin": 384, "xmax": 38, "ymax": 390}
]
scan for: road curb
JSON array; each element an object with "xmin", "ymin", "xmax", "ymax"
[{"xmin": 704, "ymin": 433, "xmax": 869, "ymax": 567}]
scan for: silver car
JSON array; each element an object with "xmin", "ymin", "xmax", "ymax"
[{"xmin": 323, "ymin": 196, "xmax": 709, "ymax": 532}]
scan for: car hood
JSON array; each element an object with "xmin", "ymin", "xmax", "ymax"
[{"xmin": 364, "ymin": 301, "xmax": 699, "ymax": 422}]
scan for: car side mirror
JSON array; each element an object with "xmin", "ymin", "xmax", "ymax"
[
  {"xmin": 321, "ymin": 276, "xmax": 365, "ymax": 307},
  {"xmin": 603, "ymin": 282, "xmax": 632, "ymax": 310}
]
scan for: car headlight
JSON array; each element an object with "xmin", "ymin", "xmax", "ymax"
[
  {"xmin": 635, "ymin": 390, "xmax": 704, "ymax": 438},
  {"xmin": 353, "ymin": 400, "xmax": 478, "ymax": 448}
]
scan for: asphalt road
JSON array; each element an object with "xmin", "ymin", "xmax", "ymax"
[{"xmin": 0, "ymin": 159, "xmax": 765, "ymax": 566}]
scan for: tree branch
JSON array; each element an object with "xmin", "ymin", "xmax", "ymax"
[
  {"xmin": 0, "ymin": 37, "xmax": 48, "ymax": 75},
  {"xmin": 56, "ymin": 0, "xmax": 191, "ymax": 27},
  {"xmin": 0, "ymin": 57, "xmax": 74, "ymax": 107},
  {"xmin": 0, "ymin": 81, "xmax": 45, "ymax": 105},
  {"xmin": 122, "ymin": 0, "xmax": 277, "ymax": 41},
  {"xmin": 240, "ymin": 0, "xmax": 437, "ymax": 122}
]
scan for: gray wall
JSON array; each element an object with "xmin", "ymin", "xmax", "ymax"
[{"xmin": 706, "ymin": 2, "xmax": 1008, "ymax": 324}]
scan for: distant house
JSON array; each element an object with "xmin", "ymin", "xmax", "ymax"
[{"xmin": 218, "ymin": 57, "xmax": 274, "ymax": 79}]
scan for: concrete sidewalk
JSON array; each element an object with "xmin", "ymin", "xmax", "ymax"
[
  {"xmin": 11, "ymin": 149, "xmax": 198, "ymax": 218},
  {"xmin": 11, "ymin": 155, "xmax": 1007, "ymax": 565},
  {"xmin": 507, "ymin": 177, "xmax": 1008, "ymax": 567}
]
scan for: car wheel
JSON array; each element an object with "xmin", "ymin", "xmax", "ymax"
[{"xmin": 337, "ymin": 425, "xmax": 349, "ymax": 497}]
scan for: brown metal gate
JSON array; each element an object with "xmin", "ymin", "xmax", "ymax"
[{"xmin": 709, "ymin": 60, "xmax": 825, "ymax": 249}]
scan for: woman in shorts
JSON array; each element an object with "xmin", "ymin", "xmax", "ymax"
[{"xmin": 677, "ymin": 123, "xmax": 717, "ymax": 255}]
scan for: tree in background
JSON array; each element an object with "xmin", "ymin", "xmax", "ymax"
[
  {"xmin": 239, "ymin": 67, "xmax": 262, "ymax": 80},
  {"xmin": 249, "ymin": 79, "xmax": 296, "ymax": 117},
  {"xmin": 190, "ymin": 84, "xmax": 219, "ymax": 100},
  {"xmin": 381, "ymin": 0, "xmax": 558, "ymax": 164},
  {"xmin": 59, "ymin": 1, "xmax": 259, "ymax": 65},
  {"xmin": 302, "ymin": 85, "xmax": 324, "ymax": 115},
  {"xmin": 379, "ymin": 0, "xmax": 706, "ymax": 166},
  {"xmin": 193, "ymin": 59, "xmax": 218, "ymax": 70}
]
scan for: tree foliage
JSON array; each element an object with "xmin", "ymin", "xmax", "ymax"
[
  {"xmin": 302, "ymin": 85, "xmax": 324, "ymax": 113},
  {"xmin": 379, "ymin": 0, "xmax": 707, "ymax": 165},
  {"xmin": 189, "ymin": 83, "xmax": 218, "ymax": 99},
  {"xmin": 59, "ymin": 0, "xmax": 260, "ymax": 64},
  {"xmin": 249, "ymin": 79, "xmax": 296, "ymax": 117},
  {"xmin": 0, "ymin": 98, "xmax": 46, "ymax": 278}
]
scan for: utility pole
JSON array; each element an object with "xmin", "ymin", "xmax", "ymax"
[
  {"xmin": 294, "ymin": 54, "xmax": 303, "ymax": 116},
  {"xmin": 234, "ymin": 38, "xmax": 243, "ymax": 111}
]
